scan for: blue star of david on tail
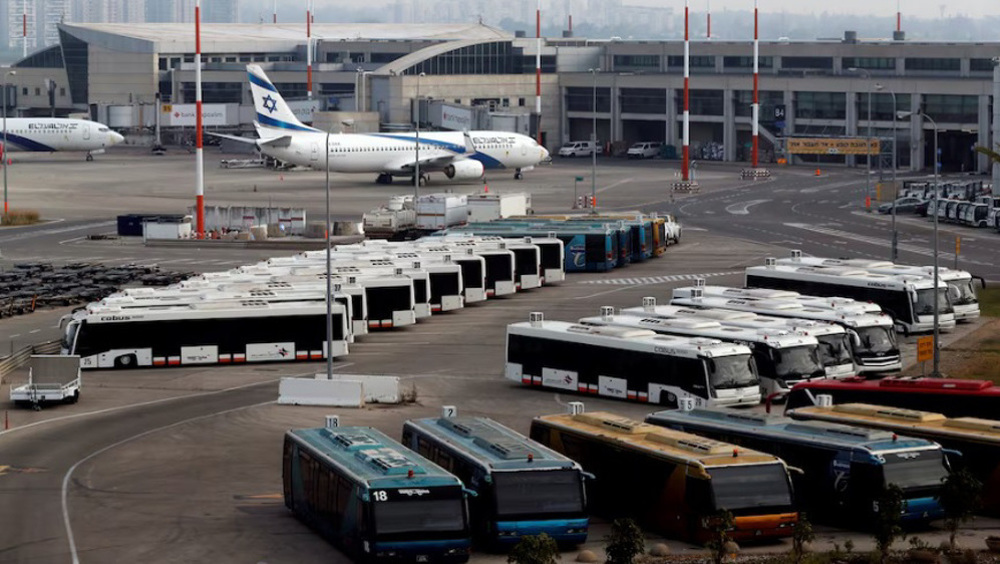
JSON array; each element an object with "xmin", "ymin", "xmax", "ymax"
[{"xmin": 262, "ymin": 95, "xmax": 278, "ymax": 114}]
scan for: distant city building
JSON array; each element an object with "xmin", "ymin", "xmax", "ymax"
[{"xmin": 7, "ymin": 0, "xmax": 71, "ymax": 51}]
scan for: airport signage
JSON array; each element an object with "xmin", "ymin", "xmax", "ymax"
[
  {"xmin": 286, "ymin": 100, "xmax": 319, "ymax": 124},
  {"xmin": 787, "ymin": 137, "xmax": 880, "ymax": 155},
  {"xmin": 440, "ymin": 105, "xmax": 473, "ymax": 131},
  {"xmin": 162, "ymin": 103, "xmax": 230, "ymax": 127}
]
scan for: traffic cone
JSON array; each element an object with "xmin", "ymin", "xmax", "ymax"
[
  {"xmin": 815, "ymin": 168, "xmax": 821, "ymax": 176},
  {"xmin": 484, "ymin": 184, "xmax": 489, "ymax": 193}
]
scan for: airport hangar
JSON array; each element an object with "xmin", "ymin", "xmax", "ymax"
[{"xmin": 4, "ymin": 22, "xmax": 1000, "ymax": 172}]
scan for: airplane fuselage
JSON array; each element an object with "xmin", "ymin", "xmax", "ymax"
[
  {"xmin": 260, "ymin": 130, "xmax": 546, "ymax": 174},
  {"xmin": 0, "ymin": 118, "xmax": 124, "ymax": 153}
]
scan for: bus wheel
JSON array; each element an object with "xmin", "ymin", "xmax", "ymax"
[
  {"xmin": 115, "ymin": 354, "xmax": 137, "ymax": 369},
  {"xmin": 68, "ymin": 391, "xmax": 80, "ymax": 404}
]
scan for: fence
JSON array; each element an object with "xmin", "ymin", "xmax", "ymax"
[{"xmin": 0, "ymin": 340, "xmax": 61, "ymax": 385}]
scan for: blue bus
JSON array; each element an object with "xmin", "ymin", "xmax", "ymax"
[
  {"xmin": 567, "ymin": 219, "xmax": 650, "ymax": 262},
  {"xmin": 645, "ymin": 408, "xmax": 949, "ymax": 528},
  {"xmin": 283, "ymin": 426, "xmax": 472, "ymax": 563},
  {"xmin": 402, "ymin": 416, "xmax": 590, "ymax": 547},
  {"xmin": 444, "ymin": 224, "xmax": 618, "ymax": 272}
]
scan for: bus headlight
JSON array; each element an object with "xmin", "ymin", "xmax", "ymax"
[
  {"xmin": 566, "ymin": 527, "xmax": 587, "ymax": 534},
  {"xmin": 445, "ymin": 547, "xmax": 469, "ymax": 555}
]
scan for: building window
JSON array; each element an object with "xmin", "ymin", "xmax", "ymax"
[
  {"xmin": 842, "ymin": 57, "xmax": 895, "ymax": 70},
  {"xmin": 518, "ymin": 97, "xmax": 525, "ymax": 106},
  {"xmin": 621, "ymin": 88, "xmax": 667, "ymax": 113},
  {"xmin": 667, "ymin": 55, "xmax": 715, "ymax": 69},
  {"xmin": 159, "ymin": 57, "xmax": 168, "ymax": 71},
  {"xmin": 22, "ymin": 87, "xmax": 27, "ymax": 96},
  {"xmin": 733, "ymin": 90, "xmax": 785, "ymax": 118},
  {"xmin": 677, "ymin": 89, "xmax": 724, "ymax": 116},
  {"xmin": 613, "ymin": 55, "xmax": 660, "ymax": 69},
  {"xmin": 970, "ymin": 58, "xmax": 995, "ymax": 72},
  {"xmin": 566, "ymin": 86, "xmax": 610, "ymax": 112},
  {"xmin": 923, "ymin": 94, "xmax": 978, "ymax": 122},
  {"xmin": 59, "ymin": 87, "xmax": 66, "ymax": 96},
  {"xmin": 34, "ymin": 87, "xmax": 40, "ymax": 96},
  {"xmin": 795, "ymin": 91, "xmax": 846, "ymax": 119},
  {"xmin": 225, "ymin": 56, "xmax": 237, "ymax": 63},
  {"xmin": 180, "ymin": 82, "xmax": 243, "ymax": 104},
  {"xmin": 782, "ymin": 57, "xmax": 833, "ymax": 70},
  {"xmin": 904, "ymin": 58, "xmax": 960, "ymax": 71},
  {"xmin": 723, "ymin": 56, "xmax": 774, "ymax": 69}
]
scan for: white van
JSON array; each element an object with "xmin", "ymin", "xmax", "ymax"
[
  {"xmin": 627, "ymin": 141, "xmax": 662, "ymax": 159},
  {"xmin": 558, "ymin": 140, "xmax": 599, "ymax": 157}
]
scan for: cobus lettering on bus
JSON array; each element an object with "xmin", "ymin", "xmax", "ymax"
[
  {"xmin": 654, "ymin": 346, "xmax": 679, "ymax": 355},
  {"xmin": 99, "ymin": 315, "xmax": 133, "ymax": 321},
  {"xmin": 397, "ymin": 488, "xmax": 432, "ymax": 497},
  {"xmin": 866, "ymin": 282, "xmax": 891, "ymax": 289}
]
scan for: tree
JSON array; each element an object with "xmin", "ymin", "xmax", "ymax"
[
  {"xmin": 604, "ymin": 518, "xmax": 645, "ymax": 564},
  {"xmin": 790, "ymin": 514, "xmax": 815, "ymax": 564},
  {"xmin": 872, "ymin": 484, "xmax": 905, "ymax": 564},
  {"xmin": 508, "ymin": 533, "xmax": 560, "ymax": 564},
  {"xmin": 940, "ymin": 468, "xmax": 984, "ymax": 550},
  {"xmin": 704, "ymin": 509, "xmax": 735, "ymax": 564}
]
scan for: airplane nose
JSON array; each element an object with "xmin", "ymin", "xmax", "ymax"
[
  {"xmin": 111, "ymin": 132, "xmax": 125, "ymax": 145},
  {"xmin": 541, "ymin": 147, "xmax": 551, "ymax": 162}
]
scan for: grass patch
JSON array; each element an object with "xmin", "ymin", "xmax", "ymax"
[
  {"xmin": 978, "ymin": 286, "xmax": 1000, "ymax": 318},
  {"xmin": 1, "ymin": 209, "xmax": 41, "ymax": 226}
]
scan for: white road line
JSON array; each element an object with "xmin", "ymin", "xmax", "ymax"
[
  {"xmin": 596, "ymin": 178, "xmax": 633, "ymax": 194},
  {"xmin": 784, "ymin": 223, "xmax": 995, "ymax": 266},
  {"xmin": 29, "ymin": 329, "xmax": 40, "ymax": 334},
  {"xmin": 725, "ymin": 199, "xmax": 771, "ymax": 215}
]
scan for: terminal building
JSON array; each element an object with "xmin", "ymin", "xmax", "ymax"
[{"xmin": 2, "ymin": 22, "xmax": 999, "ymax": 173}]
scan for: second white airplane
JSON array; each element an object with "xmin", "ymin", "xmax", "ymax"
[
  {"xmin": 1, "ymin": 117, "xmax": 124, "ymax": 161},
  {"xmin": 217, "ymin": 65, "xmax": 550, "ymax": 185}
]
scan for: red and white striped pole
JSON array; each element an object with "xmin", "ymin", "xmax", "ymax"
[
  {"xmin": 273, "ymin": 0, "xmax": 278, "ymax": 23},
  {"xmin": 195, "ymin": 0, "xmax": 205, "ymax": 239},
  {"xmin": 897, "ymin": 0, "xmax": 901, "ymax": 32},
  {"xmin": 682, "ymin": 0, "xmax": 690, "ymax": 181},
  {"xmin": 535, "ymin": 0, "xmax": 542, "ymax": 145},
  {"xmin": 706, "ymin": 0, "xmax": 711, "ymax": 39},
  {"xmin": 307, "ymin": 1, "xmax": 313, "ymax": 100},
  {"xmin": 23, "ymin": 10, "xmax": 27, "ymax": 58},
  {"xmin": 752, "ymin": 0, "xmax": 759, "ymax": 169}
]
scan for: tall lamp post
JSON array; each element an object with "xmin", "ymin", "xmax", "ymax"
[
  {"xmin": 324, "ymin": 127, "xmax": 333, "ymax": 380},
  {"xmin": 414, "ymin": 71, "xmax": 426, "ymax": 197},
  {"xmin": 848, "ymin": 67, "xmax": 873, "ymax": 208},
  {"xmin": 876, "ymin": 83, "xmax": 898, "ymax": 260},
  {"xmin": 900, "ymin": 109, "xmax": 941, "ymax": 377},
  {"xmin": 2, "ymin": 69, "xmax": 15, "ymax": 220},
  {"xmin": 589, "ymin": 67, "xmax": 600, "ymax": 213}
]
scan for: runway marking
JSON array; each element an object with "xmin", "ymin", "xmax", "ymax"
[
  {"xmin": 597, "ymin": 178, "xmax": 633, "ymax": 194},
  {"xmin": 578, "ymin": 271, "xmax": 740, "ymax": 286},
  {"xmin": 725, "ymin": 199, "xmax": 771, "ymax": 215},
  {"xmin": 0, "ymin": 220, "xmax": 115, "ymax": 244},
  {"xmin": 783, "ymin": 223, "xmax": 995, "ymax": 266}
]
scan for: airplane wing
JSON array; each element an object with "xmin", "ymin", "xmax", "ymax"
[
  {"xmin": 205, "ymin": 132, "xmax": 292, "ymax": 148},
  {"xmin": 390, "ymin": 154, "xmax": 464, "ymax": 173},
  {"xmin": 206, "ymin": 132, "xmax": 257, "ymax": 144}
]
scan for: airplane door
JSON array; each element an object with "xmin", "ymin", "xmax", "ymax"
[
  {"xmin": 310, "ymin": 141, "xmax": 319, "ymax": 162},
  {"xmin": 83, "ymin": 124, "xmax": 91, "ymax": 140}
]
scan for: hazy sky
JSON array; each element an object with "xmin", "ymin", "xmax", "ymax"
[{"xmin": 625, "ymin": 1, "xmax": 997, "ymax": 18}]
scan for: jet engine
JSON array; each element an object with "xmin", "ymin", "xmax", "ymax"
[{"xmin": 443, "ymin": 159, "xmax": 485, "ymax": 180}]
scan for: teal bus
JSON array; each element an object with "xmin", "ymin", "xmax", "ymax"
[
  {"xmin": 646, "ymin": 407, "xmax": 949, "ymax": 528},
  {"xmin": 283, "ymin": 426, "xmax": 472, "ymax": 563},
  {"xmin": 442, "ymin": 223, "xmax": 619, "ymax": 272},
  {"xmin": 402, "ymin": 416, "xmax": 590, "ymax": 547}
]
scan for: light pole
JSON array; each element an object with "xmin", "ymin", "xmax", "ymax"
[
  {"xmin": 589, "ymin": 67, "xmax": 600, "ymax": 213},
  {"xmin": 414, "ymin": 71, "xmax": 426, "ymax": 197},
  {"xmin": 876, "ymin": 83, "xmax": 898, "ymax": 260},
  {"xmin": 2, "ymin": 69, "xmax": 15, "ymax": 220},
  {"xmin": 848, "ymin": 67, "xmax": 872, "ymax": 209},
  {"xmin": 324, "ymin": 127, "xmax": 333, "ymax": 380},
  {"xmin": 900, "ymin": 109, "xmax": 941, "ymax": 377}
]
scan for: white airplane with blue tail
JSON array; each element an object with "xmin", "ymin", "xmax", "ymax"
[
  {"xmin": 1, "ymin": 118, "xmax": 124, "ymax": 161},
  {"xmin": 216, "ymin": 65, "xmax": 549, "ymax": 184}
]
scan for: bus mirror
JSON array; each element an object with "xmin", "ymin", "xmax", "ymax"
[
  {"xmin": 786, "ymin": 465, "xmax": 805, "ymax": 476},
  {"xmin": 909, "ymin": 290, "xmax": 918, "ymax": 304},
  {"xmin": 942, "ymin": 448, "xmax": 963, "ymax": 459},
  {"xmin": 462, "ymin": 488, "xmax": 479, "ymax": 498},
  {"xmin": 582, "ymin": 471, "xmax": 596, "ymax": 481},
  {"xmin": 849, "ymin": 331, "xmax": 862, "ymax": 348},
  {"xmin": 976, "ymin": 276, "xmax": 986, "ymax": 289},
  {"xmin": 948, "ymin": 286, "xmax": 960, "ymax": 300}
]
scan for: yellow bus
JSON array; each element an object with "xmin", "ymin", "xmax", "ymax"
[
  {"xmin": 787, "ymin": 402, "xmax": 1000, "ymax": 513},
  {"xmin": 530, "ymin": 407, "xmax": 798, "ymax": 543}
]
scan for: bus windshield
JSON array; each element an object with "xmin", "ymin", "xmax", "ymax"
[
  {"xmin": 493, "ymin": 470, "xmax": 585, "ymax": 518},
  {"xmin": 914, "ymin": 288, "xmax": 953, "ymax": 316},
  {"xmin": 61, "ymin": 321, "xmax": 79, "ymax": 353},
  {"xmin": 705, "ymin": 354, "xmax": 759, "ymax": 390},
  {"xmin": 951, "ymin": 280, "xmax": 978, "ymax": 306},
  {"xmin": 373, "ymin": 496, "xmax": 466, "ymax": 537},
  {"xmin": 881, "ymin": 450, "xmax": 948, "ymax": 490},
  {"xmin": 816, "ymin": 334, "xmax": 853, "ymax": 367},
  {"xmin": 853, "ymin": 326, "xmax": 897, "ymax": 354},
  {"xmin": 772, "ymin": 346, "xmax": 823, "ymax": 379},
  {"xmin": 709, "ymin": 464, "xmax": 793, "ymax": 512}
]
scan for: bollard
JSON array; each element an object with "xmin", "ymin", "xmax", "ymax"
[
  {"xmin": 815, "ymin": 168, "xmax": 821, "ymax": 176},
  {"xmin": 4, "ymin": 410, "xmax": 8, "ymax": 430}
]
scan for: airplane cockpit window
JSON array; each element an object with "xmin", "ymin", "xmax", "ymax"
[{"xmin": 99, "ymin": 128, "xmax": 109, "ymax": 132}]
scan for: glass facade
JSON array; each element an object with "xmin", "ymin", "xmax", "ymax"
[
  {"xmin": 613, "ymin": 55, "xmax": 660, "ymax": 70},
  {"xmin": 181, "ymin": 82, "xmax": 243, "ymax": 104},
  {"xmin": 970, "ymin": 58, "xmax": 995, "ymax": 72},
  {"xmin": 923, "ymin": 94, "xmax": 978, "ymax": 122},
  {"xmin": 842, "ymin": 57, "xmax": 896, "ymax": 70},
  {"xmin": 723, "ymin": 56, "xmax": 774, "ymax": 69},
  {"xmin": 15, "ymin": 45, "xmax": 63, "ymax": 69},
  {"xmin": 666, "ymin": 55, "xmax": 716, "ymax": 70},
  {"xmin": 620, "ymin": 88, "xmax": 667, "ymax": 113},
  {"xmin": 905, "ymin": 58, "xmax": 960, "ymax": 71},
  {"xmin": 733, "ymin": 90, "xmax": 785, "ymax": 118},
  {"xmin": 566, "ymin": 87, "xmax": 611, "ymax": 112},
  {"xmin": 853, "ymin": 92, "xmax": 912, "ymax": 121},
  {"xmin": 795, "ymin": 91, "xmax": 846, "ymax": 119},
  {"xmin": 404, "ymin": 42, "xmax": 519, "ymax": 75},
  {"xmin": 59, "ymin": 29, "xmax": 89, "ymax": 105},
  {"xmin": 782, "ymin": 57, "xmax": 833, "ymax": 70},
  {"xmin": 676, "ymin": 89, "xmax": 724, "ymax": 115}
]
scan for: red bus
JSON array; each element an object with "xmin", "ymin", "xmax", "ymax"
[{"xmin": 781, "ymin": 377, "xmax": 1000, "ymax": 419}]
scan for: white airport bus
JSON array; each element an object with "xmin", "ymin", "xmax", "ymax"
[
  {"xmin": 61, "ymin": 300, "xmax": 349, "ymax": 369},
  {"xmin": 594, "ymin": 304, "xmax": 827, "ymax": 397},
  {"xmin": 746, "ymin": 260, "xmax": 955, "ymax": 335},
  {"xmin": 505, "ymin": 312, "xmax": 761, "ymax": 407},
  {"xmin": 775, "ymin": 252, "xmax": 983, "ymax": 322},
  {"xmin": 618, "ymin": 301, "xmax": 855, "ymax": 379},
  {"xmin": 428, "ymin": 235, "xmax": 565, "ymax": 285},
  {"xmin": 671, "ymin": 286, "xmax": 901, "ymax": 373}
]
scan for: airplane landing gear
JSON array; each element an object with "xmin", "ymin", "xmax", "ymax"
[
  {"xmin": 411, "ymin": 174, "xmax": 429, "ymax": 186},
  {"xmin": 86, "ymin": 153, "xmax": 94, "ymax": 162},
  {"xmin": 376, "ymin": 173, "xmax": 393, "ymax": 184},
  {"xmin": 514, "ymin": 169, "xmax": 523, "ymax": 180}
]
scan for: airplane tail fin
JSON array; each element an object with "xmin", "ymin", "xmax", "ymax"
[{"xmin": 247, "ymin": 64, "xmax": 318, "ymax": 132}]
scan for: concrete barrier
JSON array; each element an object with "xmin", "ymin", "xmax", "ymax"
[
  {"xmin": 278, "ymin": 377, "xmax": 364, "ymax": 407},
  {"xmin": 320, "ymin": 374, "xmax": 400, "ymax": 404}
]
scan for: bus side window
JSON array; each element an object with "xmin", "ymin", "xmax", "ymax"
[
  {"xmin": 530, "ymin": 425, "xmax": 550, "ymax": 445},
  {"xmin": 402, "ymin": 429, "xmax": 412, "ymax": 447},
  {"xmin": 317, "ymin": 467, "xmax": 331, "ymax": 518},
  {"xmin": 283, "ymin": 441, "xmax": 295, "ymax": 505},
  {"xmin": 299, "ymin": 451, "xmax": 317, "ymax": 508},
  {"xmin": 438, "ymin": 451, "xmax": 454, "ymax": 472},
  {"xmin": 417, "ymin": 436, "xmax": 433, "ymax": 458},
  {"xmin": 686, "ymin": 475, "xmax": 714, "ymax": 514},
  {"xmin": 335, "ymin": 475, "xmax": 351, "ymax": 528}
]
